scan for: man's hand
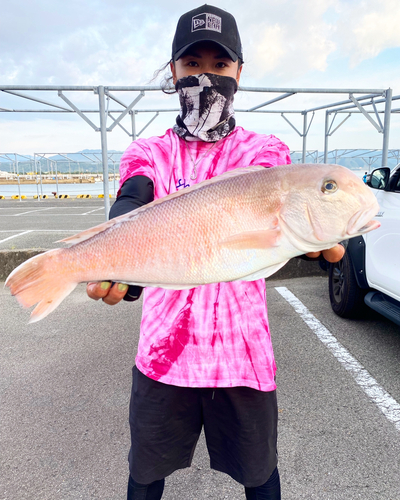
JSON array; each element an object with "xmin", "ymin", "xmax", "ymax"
[
  {"xmin": 305, "ymin": 243, "xmax": 345, "ymax": 263},
  {"xmin": 86, "ymin": 281, "xmax": 129, "ymax": 305}
]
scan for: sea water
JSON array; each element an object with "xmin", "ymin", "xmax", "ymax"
[
  {"xmin": 0, "ymin": 170, "xmax": 367, "ymax": 198},
  {"xmin": 0, "ymin": 180, "xmax": 119, "ymax": 197}
]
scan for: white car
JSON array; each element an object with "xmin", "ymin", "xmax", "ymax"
[{"xmin": 328, "ymin": 164, "xmax": 400, "ymax": 325}]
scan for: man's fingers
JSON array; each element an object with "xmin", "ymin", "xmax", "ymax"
[
  {"xmin": 86, "ymin": 281, "xmax": 112, "ymax": 300},
  {"xmin": 304, "ymin": 244, "xmax": 345, "ymax": 263},
  {"xmin": 102, "ymin": 283, "xmax": 129, "ymax": 305},
  {"xmin": 305, "ymin": 251, "xmax": 321, "ymax": 259},
  {"xmin": 86, "ymin": 281, "xmax": 129, "ymax": 305},
  {"xmin": 322, "ymin": 244, "xmax": 345, "ymax": 263}
]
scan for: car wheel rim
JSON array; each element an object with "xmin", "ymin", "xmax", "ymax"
[{"xmin": 332, "ymin": 260, "xmax": 344, "ymax": 303}]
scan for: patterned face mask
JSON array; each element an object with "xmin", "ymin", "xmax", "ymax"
[{"xmin": 173, "ymin": 73, "xmax": 238, "ymax": 142}]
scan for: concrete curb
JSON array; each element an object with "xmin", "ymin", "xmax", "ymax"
[
  {"xmin": 0, "ymin": 250, "xmax": 45, "ymax": 282},
  {"xmin": 0, "ymin": 249, "xmax": 328, "ymax": 282}
]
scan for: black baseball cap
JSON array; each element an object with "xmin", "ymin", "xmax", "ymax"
[{"xmin": 171, "ymin": 5, "xmax": 243, "ymax": 63}]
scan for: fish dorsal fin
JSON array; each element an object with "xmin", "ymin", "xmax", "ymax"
[
  {"xmin": 60, "ymin": 165, "xmax": 270, "ymax": 247},
  {"xmin": 58, "ymin": 211, "xmax": 139, "ymax": 245},
  {"xmin": 152, "ymin": 164, "xmax": 268, "ymax": 204}
]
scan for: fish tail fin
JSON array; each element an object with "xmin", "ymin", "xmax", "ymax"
[{"xmin": 5, "ymin": 249, "xmax": 78, "ymax": 323}]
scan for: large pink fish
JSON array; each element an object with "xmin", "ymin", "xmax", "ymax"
[{"xmin": 6, "ymin": 163, "xmax": 380, "ymax": 322}]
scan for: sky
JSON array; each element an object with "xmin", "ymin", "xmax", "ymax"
[{"xmin": 0, "ymin": 0, "xmax": 399, "ymax": 157}]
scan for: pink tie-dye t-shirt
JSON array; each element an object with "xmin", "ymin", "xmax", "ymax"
[{"xmin": 119, "ymin": 126, "xmax": 291, "ymax": 391}]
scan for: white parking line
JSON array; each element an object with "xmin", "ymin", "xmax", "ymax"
[
  {"xmin": 0, "ymin": 230, "xmax": 77, "ymax": 233},
  {"xmin": 275, "ymin": 286, "xmax": 400, "ymax": 432},
  {"xmin": 13, "ymin": 207, "xmax": 54, "ymax": 216},
  {"xmin": 0, "ymin": 231, "xmax": 34, "ymax": 244},
  {"xmin": 81, "ymin": 207, "xmax": 105, "ymax": 215},
  {"xmin": 1, "ymin": 214, "xmax": 104, "ymax": 217}
]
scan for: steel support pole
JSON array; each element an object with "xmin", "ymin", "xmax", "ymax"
[
  {"xmin": 137, "ymin": 112, "xmax": 159, "ymax": 138},
  {"xmin": 34, "ymin": 154, "xmax": 40, "ymax": 201},
  {"xmin": 39, "ymin": 160, "xmax": 43, "ymax": 197},
  {"xmin": 111, "ymin": 159, "xmax": 116, "ymax": 197},
  {"xmin": 106, "ymin": 91, "xmax": 144, "ymax": 132},
  {"xmin": 14, "ymin": 153, "xmax": 21, "ymax": 201},
  {"xmin": 302, "ymin": 113, "xmax": 307, "ymax": 163},
  {"xmin": 131, "ymin": 111, "xmax": 136, "ymax": 140},
  {"xmin": 382, "ymin": 88, "xmax": 392, "ymax": 167},
  {"xmin": 324, "ymin": 111, "xmax": 329, "ymax": 163},
  {"xmin": 98, "ymin": 86, "xmax": 110, "ymax": 220},
  {"xmin": 54, "ymin": 160, "xmax": 59, "ymax": 198}
]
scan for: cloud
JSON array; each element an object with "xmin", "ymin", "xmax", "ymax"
[
  {"xmin": 235, "ymin": 0, "xmax": 400, "ymax": 84},
  {"xmin": 249, "ymin": 24, "xmax": 286, "ymax": 73},
  {"xmin": 2, "ymin": 0, "xmax": 399, "ymax": 87},
  {"xmin": 239, "ymin": 0, "xmax": 337, "ymax": 83},
  {"xmin": 334, "ymin": 0, "xmax": 400, "ymax": 65},
  {"xmin": 0, "ymin": 0, "xmax": 398, "ymax": 155},
  {"xmin": 0, "ymin": 0, "xmax": 178, "ymax": 85}
]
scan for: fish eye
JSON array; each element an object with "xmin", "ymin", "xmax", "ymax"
[{"xmin": 321, "ymin": 179, "xmax": 338, "ymax": 194}]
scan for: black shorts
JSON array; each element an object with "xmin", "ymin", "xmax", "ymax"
[{"xmin": 128, "ymin": 367, "xmax": 278, "ymax": 488}]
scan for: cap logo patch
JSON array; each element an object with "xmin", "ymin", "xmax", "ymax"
[{"xmin": 191, "ymin": 13, "xmax": 222, "ymax": 33}]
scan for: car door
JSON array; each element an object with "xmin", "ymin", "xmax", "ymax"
[{"xmin": 365, "ymin": 166, "xmax": 400, "ymax": 301}]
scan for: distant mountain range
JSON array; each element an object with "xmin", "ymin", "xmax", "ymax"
[{"xmin": 0, "ymin": 149, "xmax": 123, "ymax": 162}]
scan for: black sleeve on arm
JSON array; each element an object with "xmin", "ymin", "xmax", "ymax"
[
  {"xmin": 108, "ymin": 175, "xmax": 155, "ymax": 301},
  {"xmin": 109, "ymin": 175, "xmax": 154, "ymax": 219}
]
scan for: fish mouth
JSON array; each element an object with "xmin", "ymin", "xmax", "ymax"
[
  {"xmin": 346, "ymin": 209, "xmax": 381, "ymax": 236},
  {"xmin": 353, "ymin": 219, "xmax": 381, "ymax": 234}
]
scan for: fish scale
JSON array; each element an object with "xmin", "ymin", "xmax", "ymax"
[{"xmin": 5, "ymin": 163, "xmax": 380, "ymax": 322}]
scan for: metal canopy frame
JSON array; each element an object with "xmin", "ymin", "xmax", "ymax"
[
  {"xmin": 1, "ymin": 85, "xmax": 398, "ymax": 219},
  {"xmin": 320, "ymin": 148, "xmax": 400, "ymax": 171}
]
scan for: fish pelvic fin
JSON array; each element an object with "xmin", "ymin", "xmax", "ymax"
[
  {"xmin": 5, "ymin": 250, "xmax": 77, "ymax": 323},
  {"xmin": 239, "ymin": 260, "xmax": 289, "ymax": 281},
  {"xmin": 221, "ymin": 227, "xmax": 282, "ymax": 250}
]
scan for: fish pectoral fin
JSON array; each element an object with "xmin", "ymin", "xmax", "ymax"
[
  {"xmin": 239, "ymin": 260, "xmax": 289, "ymax": 281},
  {"xmin": 306, "ymin": 204, "xmax": 325, "ymax": 242},
  {"xmin": 221, "ymin": 228, "xmax": 282, "ymax": 250}
]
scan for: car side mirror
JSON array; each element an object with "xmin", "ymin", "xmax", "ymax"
[{"xmin": 366, "ymin": 167, "xmax": 390, "ymax": 190}]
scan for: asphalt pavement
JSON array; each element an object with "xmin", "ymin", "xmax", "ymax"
[
  {"xmin": 1, "ymin": 199, "xmax": 400, "ymax": 499},
  {"xmin": 0, "ymin": 199, "xmax": 108, "ymax": 250}
]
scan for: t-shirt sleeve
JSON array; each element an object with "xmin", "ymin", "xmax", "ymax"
[
  {"xmin": 119, "ymin": 140, "xmax": 156, "ymax": 190},
  {"xmin": 251, "ymin": 134, "xmax": 291, "ymax": 167}
]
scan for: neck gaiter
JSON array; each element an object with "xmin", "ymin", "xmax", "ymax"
[{"xmin": 173, "ymin": 73, "xmax": 238, "ymax": 142}]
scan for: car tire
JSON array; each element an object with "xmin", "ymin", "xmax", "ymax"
[{"xmin": 329, "ymin": 252, "xmax": 367, "ymax": 318}]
